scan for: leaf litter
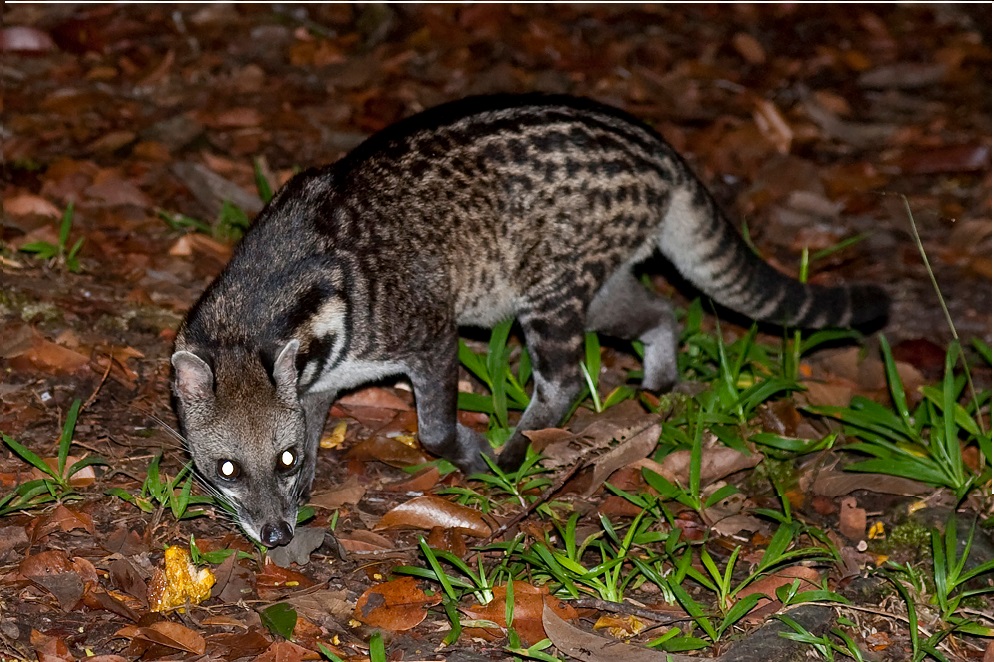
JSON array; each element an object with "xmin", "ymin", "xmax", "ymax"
[{"xmin": 0, "ymin": 4, "xmax": 990, "ymax": 661}]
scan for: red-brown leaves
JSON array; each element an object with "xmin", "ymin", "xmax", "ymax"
[
  {"xmin": 374, "ymin": 495, "xmax": 492, "ymax": 538},
  {"xmin": 353, "ymin": 577, "xmax": 440, "ymax": 631}
]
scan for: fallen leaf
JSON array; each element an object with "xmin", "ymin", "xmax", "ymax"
[
  {"xmin": 899, "ymin": 144, "xmax": 990, "ymax": 175},
  {"xmin": 35, "ymin": 504, "xmax": 95, "ymax": 537},
  {"xmin": 583, "ymin": 420, "xmax": 661, "ymax": 496},
  {"xmin": 374, "ymin": 495, "xmax": 491, "ymax": 537},
  {"xmin": 288, "ymin": 589, "xmax": 353, "ymax": 625},
  {"xmin": 267, "ymin": 527, "xmax": 326, "ymax": 568},
  {"xmin": 319, "ymin": 420, "xmax": 349, "ymax": 449},
  {"xmin": 811, "ymin": 463, "xmax": 930, "ymax": 497},
  {"xmin": 116, "ymin": 621, "xmax": 206, "ymax": 655},
  {"xmin": 656, "ymin": 438, "xmax": 761, "ymax": 487},
  {"xmin": 110, "ymin": 558, "xmax": 148, "ymax": 607},
  {"xmin": 1, "ymin": 26, "xmax": 56, "ymax": 53},
  {"xmin": 427, "ymin": 525, "xmax": 467, "ymax": 556},
  {"xmin": 253, "ymin": 640, "xmax": 322, "ymax": 662},
  {"xmin": 338, "ymin": 387, "xmax": 412, "ymax": 410},
  {"xmin": 3, "ymin": 193, "xmax": 62, "ymax": 217},
  {"xmin": 838, "ymin": 497, "xmax": 867, "ymax": 541},
  {"xmin": 380, "ymin": 466, "xmax": 440, "ymax": 492},
  {"xmin": 353, "ymin": 577, "xmax": 441, "ymax": 630},
  {"xmin": 30, "ymin": 571, "xmax": 84, "ymax": 611},
  {"xmin": 731, "ymin": 32, "xmax": 765, "ymax": 65},
  {"xmin": 256, "ymin": 558, "xmax": 315, "ymax": 601},
  {"xmin": 592, "ymin": 613, "xmax": 649, "ymax": 639},
  {"xmin": 858, "ymin": 62, "xmax": 947, "ymax": 89},
  {"xmin": 346, "ymin": 435, "xmax": 430, "ymax": 468},
  {"xmin": 541, "ymin": 605, "xmax": 695, "ymax": 661},
  {"xmin": 309, "ymin": 475, "xmax": 366, "ymax": 510},
  {"xmin": 31, "ymin": 629, "xmax": 72, "ymax": 662},
  {"xmin": 463, "ymin": 582, "xmax": 579, "ymax": 646},
  {"xmin": 19, "ymin": 549, "xmax": 74, "ymax": 577},
  {"xmin": 337, "ymin": 529, "xmax": 395, "ymax": 553}
]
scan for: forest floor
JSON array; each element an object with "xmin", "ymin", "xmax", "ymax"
[{"xmin": 1, "ymin": 5, "xmax": 991, "ymax": 662}]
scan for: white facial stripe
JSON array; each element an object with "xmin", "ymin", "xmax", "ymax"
[{"xmin": 310, "ymin": 298, "xmax": 347, "ymax": 338}]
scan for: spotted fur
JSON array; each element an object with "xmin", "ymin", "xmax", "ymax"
[{"xmin": 172, "ymin": 94, "xmax": 887, "ymax": 546}]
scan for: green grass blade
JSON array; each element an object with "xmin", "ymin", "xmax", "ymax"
[
  {"xmin": 58, "ymin": 399, "xmax": 82, "ymax": 477},
  {"xmin": 2, "ymin": 433, "xmax": 57, "ymax": 479},
  {"xmin": 59, "ymin": 202, "xmax": 75, "ymax": 248}
]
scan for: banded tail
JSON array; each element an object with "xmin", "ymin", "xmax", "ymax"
[{"xmin": 659, "ymin": 182, "xmax": 888, "ymax": 329}]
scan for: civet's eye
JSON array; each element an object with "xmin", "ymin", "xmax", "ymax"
[
  {"xmin": 217, "ymin": 459, "xmax": 241, "ymax": 480},
  {"xmin": 277, "ymin": 448, "xmax": 297, "ymax": 473}
]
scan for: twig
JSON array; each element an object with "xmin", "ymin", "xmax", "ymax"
[
  {"xmin": 570, "ymin": 597, "xmax": 688, "ymax": 625},
  {"xmin": 81, "ymin": 354, "xmax": 114, "ymax": 412}
]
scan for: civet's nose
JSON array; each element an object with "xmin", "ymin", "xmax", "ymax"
[{"xmin": 260, "ymin": 521, "xmax": 293, "ymax": 547}]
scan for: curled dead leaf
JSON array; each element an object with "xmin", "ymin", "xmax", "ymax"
[{"xmin": 373, "ymin": 495, "xmax": 491, "ymax": 537}]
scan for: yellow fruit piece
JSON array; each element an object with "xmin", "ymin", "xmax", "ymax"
[
  {"xmin": 148, "ymin": 545, "xmax": 216, "ymax": 612},
  {"xmin": 320, "ymin": 421, "xmax": 349, "ymax": 449},
  {"xmin": 868, "ymin": 521, "xmax": 886, "ymax": 539},
  {"xmin": 393, "ymin": 433, "xmax": 418, "ymax": 449}
]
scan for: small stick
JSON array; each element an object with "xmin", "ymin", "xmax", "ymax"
[
  {"xmin": 81, "ymin": 353, "xmax": 114, "ymax": 412},
  {"xmin": 569, "ymin": 597, "xmax": 688, "ymax": 625}
]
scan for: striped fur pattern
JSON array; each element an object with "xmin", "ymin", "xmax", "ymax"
[{"xmin": 172, "ymin": 95, "xmax": 887, "ymax": 546}]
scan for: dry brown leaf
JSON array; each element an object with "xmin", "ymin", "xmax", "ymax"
[
  {"xmin": 732, "ymin": 32, "xmax": 765, "ymax": 64},
  {"xmin": 338, "ymin": 387, "xmax": 412, "ymax": 410},
  {"xmin": 427, "ymin": 525, "xmax": 467, "ymax": 557},
  {"xmin": 31, "ymin": 629, "xmax": 73, "ymax": 662},
  {"xmin": 656, "ymin": 439, "xmax": 761, "ymax": 487},
  {"xmin": 811, "ymin": 463, "xmax": 930, "ymax": 497},
  {"xmin": 583, "ymin": 420, "xmax": 660, "ymax": 496},
  {"xmin": 345, "ymin": 435, "xmax": 430, "ymax": 468},
  {"xmin": 1, "ymin": 26, "xmax": 56, "ymax": 53},
  {"xmin": 462, "ymin": 582, "xmax": 578, "ymax": 647},
  {"xmin": 373, "ymin": 495, "xmax": 491, "ymax": 537},
  {"xmin": 253, "ymin": 640, "xmax": 321, "ymax": 662},
  {"xmin": 799, "ymin": 380, "xmax": 856, "ymax": 408},
  {"xmin": 838, "ymin": 496, "xmax": 867, "ymax": 541},
  {"xmin": 380, "ymin": 466, "xmax": 441, "ymax": 492},
  {"xmin": 353, "ymin": 576, "xmax": 441, "ymax": 631},
  {"xmin": 542, "ymin": 605, "xmax": 696, "ymax": 662},
  {"xmin": 337, "ymin": 529, "xmax": 395, "ymax": 553},
  {"xmin": 3, "ymin": 193, "xmax": 62, "ymax": 217},
  {"xmin": 39, "ymin": 456, "xmax": 97, "ymax": 487},
  {"xmin": 738, "ymin": 566, "xmax": 822, "ymax": 603},
  {"xmin": 5, "ymin": 328, "xmax": 90, "ymax": 374},
  {"xmin": 309, "ymin": 475, "xmax": 366, "ymax": 510},
  {"xmin": 19, "ymin": 549, "xmax": 74, "ymax": 578},
  {"xmin": 37, "ymin": 504, "xmax": 95, "ymax": 536},
  {"xmin": 256, "ymin": 558, "xmax": 315, "ymax": 600},
  {"xmin": 753, "ymin": 99, "xmax": 792, "ymax": 154},
  {"xmin": 117, "ymin": 621, "xmax": 206, "ymax": 655},
  {"xmin": 288, "ymin": 588, "xmax": 353, "ymax": 623}
]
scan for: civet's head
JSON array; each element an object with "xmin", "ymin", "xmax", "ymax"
[{"xmin": 171, "ymin": 340, "xmax": 312, "ymax": 547}]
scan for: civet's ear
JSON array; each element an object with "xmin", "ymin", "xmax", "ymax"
[
  {"xmin": 272, "ymin": 339, "xmax": 300, "ymax": 399},
  {"xmin": 172, "ymin": 351, "xmax": 215, "ymax": 403}
]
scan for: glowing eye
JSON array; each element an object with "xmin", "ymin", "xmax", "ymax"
[
  {"xmin": 217, "ymin": 459, "xmax": 240, "ymax": 480},
  {"xmin": 278, "ymin": 449, "xmax": 296, "ymax": 471}
]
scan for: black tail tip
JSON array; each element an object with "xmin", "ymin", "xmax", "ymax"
[{"xmin": 847, "ymin": 284, "xmax": 890, "ymax": 328}]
